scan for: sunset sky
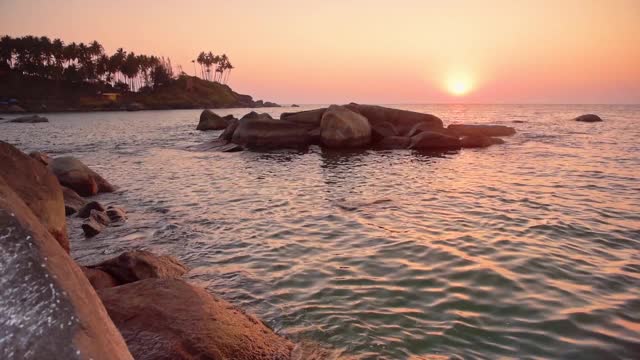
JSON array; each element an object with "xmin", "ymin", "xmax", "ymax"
[{"xmin": 2, "ymin": 0, "xmax": 639, "ymax": 104}]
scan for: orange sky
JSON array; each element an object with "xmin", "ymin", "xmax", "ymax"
[{"xmin": 1, "ymin": 0, "xmax": 639, "ymax": 104}]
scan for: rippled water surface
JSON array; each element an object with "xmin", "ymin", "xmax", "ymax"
[{"xmin": 2, "ymin": 104, "xmax": 640, "ymax": 359}]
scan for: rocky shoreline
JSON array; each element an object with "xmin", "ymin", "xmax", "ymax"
[{"xmin": 0, "ymin": 141, "xmax": 310, "ymax": 359}]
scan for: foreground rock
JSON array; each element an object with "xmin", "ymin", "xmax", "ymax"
[
  {"xmin": 574, "ymin": 114, "xmax": 603, "ymax": 122},
  {"xmin": 9, "ymin": 115, "xmax": 48, "ymax": 123},
  {"xmin": 77, "ymin": 201, "xmax": 106, "ymax": 218},
  {"xmin": 49, "ymin": 156, "xmax": 115, "ymax": 196},
  {"xmin": 98, "ymin": 278, "xmax": 294, "ymax": 360},
  {"xmin": 0, "ymin": 141, "xmax": 69, "ymax": 252},
  {"xmin": 0, "ymin": 173, "xmax": 133, "ymax": 359},
  {"xmin": 89, "ymin": 250, "xmax": 188, "ymax": 284},
  {"xmin": 321, "ymin": 105, "xmax": 372, "ymax": 148},
  {"xmin": 410, "ymin": 131, "xmax": 462, "ymax": 150},
  {"xmin": 196, "ymin": 109, "xmax": 231, "ymax": 130},
  {"xmin": 232, "ymin": 112, "xmax": 314, "ymax": 149},
  {"xmin": 29, "ymin": 151, "xmax": 51, "ymax": 165},
  {"xmin": 81, "ymin": 267, "xmax": 120, "ymax": 290},
  {"xmin": 82, "ymin": 209, "xmax": 111, "ymax": 237},
  {"xmin": 447, "ymin": 124, "xmax": 516, "ymax": 137}
]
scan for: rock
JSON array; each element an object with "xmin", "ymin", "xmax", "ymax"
[
  {"xmin": 90, "ymin": 209, "xmax": 111, "ymax": 226},
  {"xmin": 291, "ymin": 104, "xmax": 300, "ymax": 107},
  {"xmin": 320, "ymin": 105, "xmax": 372, "ymax": 148},
  {"xmin": 263, "ymin": 101, "xmax": 281, "ymax": 107},
  {"xmin": 407, "ymin": 122, "xmax": 444, "ymax": 137},
  {"xmin": 371, "ymin": 121, "xmax": 398, "ymax": 140},
  {"xmin": 197, "ymin": 109, "xmax": 229, "ymax": 131},
  {"xmin": 90, "ymin": 250, "xmax": 188, "ymax": 285},
  {"xmin": 9, "ymin": 115, "xmax": 49, "ymax": 123},
  {"xmin": 0, "ymin": 141, "xmax": 68, "ymax": 252},
  {"xmin": 106, "ymin": 206, "xmax": 127, "ymax": 223},
  {"xmin": 77, "ymin": 201, "xmax": 106, "ymax": 219},
  {"xmin": 376, "ymin": 136, "xmax": 411, "ymax": 149},
  {"xmin": 218, "ymin": 118, "xmax": 239, "ymax": 141},
  {"xmin": 98, "ymin": 278, "xmax": 294, "ymax": 360},
  {"xmin": 460, "ymin": 136, "xmax": 505, "ymax": 148},
  {"xmin": 410, "ymin": 131, "xmax": 462, "ymax": 150},
  {"xmin": 574, "ymin": 114, "xmax": 603, "ymax": 122},
  {"xmin": 232, "ymin": 115, "xmax": 313, "ymax": 149},
  {"xmin": 447, "ymin": 124, "xmax": 516, "ymax": 137},
  {"xmin": 62, "ymin": 186, "xmax": 87, "ymax": 216},
  {"xmin": 346, "ymin": 103, "xmax": 444, "ymax": 135},
  {"xmin": 191, "ymin": 139, "xmax": 243, "ymax": 152},
  {"xmin": 6, "ymin": 104, "xmax": 26, "ymax": 113},
  {"xmin": 241, "ymin": 111, "xmax": 273, "ymax": 120},
  {"xmin": 0, "ymin": 177, "xmax": 133, "ymax": 360},
  {"xmin": 48, "ymin": 157, "xmax": 115, "ymax": 196},
  {"xmin": 280, "ymin": 108, "xmax": 327, "ymax": 127},
  {"xmin": 126, "ymin": 102, "xmax": 145, "ymax": 111},
  {"xmin": 29, "ymin": 151, "xmax": 51, "ymax": 165},
  {"xmin": 81, "ymin": 218, "xmax": 105, "ymax": 237},
  {"xmin": 81, "ymin": 267, "xmax": 120, "ymax": 290}
]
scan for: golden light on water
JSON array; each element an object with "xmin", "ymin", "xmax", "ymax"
[{"xmin": 445, "ymin": 74, "xmax": 474, "ymax": 96}]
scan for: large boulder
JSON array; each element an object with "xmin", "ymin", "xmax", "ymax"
[
  {"xmin": 346, "ymin": 103, "xmax": 444, "ymax": 135},
  {"xmin": 280, "ymin": 108, "xmax": 327, "ymax": 127},
  {"xmin": 461, "ymin": 136, "xmax": 505, "ymax": 148},
  {"xmin": 196, "ymin": 109, "xmax": 229, "ymax": 131},
  {"xmin": 410, "ymin": 131, "xmax": 462, "ymax": 150},
  {"xmin": 0, "ymin": 141, "xmax": 69, "ymax": 252},
  {"xmin": 232, "ymin": 114, "xmax": 313, "ymax": 149},
  {"xmin": 574, "ymin": 114, "xmax": 603, "ymax": 122},
  {"xmin": 48, "ymin": 157, "xmax": 115, "ymax": 197},
  {"xmin": 98, "ymin": 278, "xmax": 294, "ymax": 360},
  {"xmin": 81, "ymin": 267, "xmax": 120, "ymax": 290},
  {"xmin": 447, "ymin": 124, "xmax": 516, "ymax": 137},
  {"xmin": 10, "ymin": 115, "xmax": 49, "ymax": 123},
  {"xmin": 0, "ymin": 177, "xmax": 133, "ymax": 360},
  {"xmin": 218, "ymin": 118, "xmax": 239, "ymax": 141},
  {"xmin": 89, "ymin": 250, "xmax": 188, "ymax": 285},
  {"xmin": 320, "ymin": 105, "xmax": 372, "ymax": 148}
]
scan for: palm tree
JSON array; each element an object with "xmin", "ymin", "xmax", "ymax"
[{"xmin": 224, "ymin": 62, "xmax": 234, "ymax": 84}]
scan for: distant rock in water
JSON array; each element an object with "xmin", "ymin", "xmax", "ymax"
[
  {"xmin": 48, "ymin": 156, "xmax": 115, "ymax": 196},
  {"xmin": 196, "ymin": 109, "xmax": 231, "ymax": 131},
  {"xmin": 126, "ymin": 102, "xmax": 145, "ymax": 112},
  {"xmin": 9, "ymin": 115, "xmax": 48, "ymax": 123},
  {"xmin": 461, "ymin": 135, "xmax": 505, "ymax": 148},
  {"xmin": 291, "ymin": 104, "xmax": 300, "ymax": 107},
  {"xmin": 447, "ymin": 124, "xmax": 516, "ymax": 137},
  {"xmin": 574, "ymin": 114, "xmax": 603, "ymax": 122}
]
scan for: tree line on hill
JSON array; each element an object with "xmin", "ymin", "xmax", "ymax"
[{"xmin": 0, "ymin": 35, "xmax": 235, "ymax": 93}]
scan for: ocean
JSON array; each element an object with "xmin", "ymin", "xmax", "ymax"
[{"xmin": 2, "ymin": 104, "xmax": 639, "ymax": 359}]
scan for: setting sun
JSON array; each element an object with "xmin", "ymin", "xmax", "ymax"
[{"xmin": 446, "ymin": 75, "xmax": 473, "ymax": 96}]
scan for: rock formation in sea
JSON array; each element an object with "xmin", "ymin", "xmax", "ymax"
[
  {"xmin": 574, "ymin": 114, "xmax": 603, "ymax": 122},
  {"xmin": 195, "ymin": 104, "xmax": 516, "ymax": 152}
]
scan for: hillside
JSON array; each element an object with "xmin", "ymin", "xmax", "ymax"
[{"xmin": 0, "ymin": 72, "xmax": 278, "ymax": 112}]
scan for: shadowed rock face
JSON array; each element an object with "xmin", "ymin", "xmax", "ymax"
[
  {"xmin": 232, "ymin": 115, "xmax": 314, "ymax": 149},
  {"xmin": 346, "ymin": 103, "xmax": 444, "ymax": 135},
  {"xmin": 98, "ymin": 278, "xmax": 294, "ymax": 360},
  {"xmin": 218, "ymin": 118, "xmax": 239, "ymax": 141},
  {"xmin": 410, "ymin": 131, "xmax": 462, "ymax": 150},
  {"xmin": 89, "ymin": 250, "xmax": 188, "ymax": 285},
  {"xmin": 447, "ymin": 124, "xmax": 516, "ymax": 137},
  {"xmin": 0, "ymin": 178, "xmax": 133, "ymax": 360},
  {"xmin": 48, "ymin": 157, "xmax": 115, "ymax": 197},
  {"xmin": 0, "ymin": 141, "xmax": 68, "ymax": 252},
  {"xmin": 461, "ymin": 135, "xmax": 506, "ymax": 148},
  {"xmin": 320, "ymin": 105, "xmax": 372, "ymax": 148},
  {"xmin": 62, "ymin": 186, "xmax": 86, "ymax": 216},
  {"xmin": 376, "ymin": 136, "xmax": 411, "ymax": 150},
  {"xmin": 281, "ymin": 108, "xmax": 327, "ymax": 127},
  {"xmin": 574, "ymin": 114, "xmax": 603, "ymax": 122},
  {"xmin": 196, "ymin": 109, "xmax": 230, "ymax": 131}
]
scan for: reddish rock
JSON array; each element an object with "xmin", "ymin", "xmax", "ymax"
[
  {"xmin": 90, "ymin": 250, "xmax": 188, "ymax": 284},
  {"xmin": 98, "ymin": 278, "xmax": 294, "ymax": 360},
  {"xmin": 62, "ymin": 186, "xmax": 87, "ymax": 216},
  {"xmin": 0, "ymin": 177, "xmax": 133, "ymax": 359},
  {"xmin": 48, "ymin": 156, "xmax": 115, "ymax": 196},
  {"xmin": 29, "ymin": 151, "xmax": 51, "ymax": 165},
  {"xmin": 77, "ymin": 201, "xmax": 106, "ymax": 219},
  {"xmin": 0, "ymin": 141, "xmax": 69, "ymax": 252},
  {"xmin": 106, "ymin": 206, "xmax": 127, "ymax": 223},
  {"xmin": 81, "ymin": 267, "xmax": 120, "ymax": 290}
]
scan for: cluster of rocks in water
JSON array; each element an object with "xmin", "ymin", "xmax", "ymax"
[
  {"xmin": 0, "ymin": 140, "xmax": 300, "ymax": 359},
  {"xmin": 195, "ymin": 103, "xmax": 518, "ymax": 152}
]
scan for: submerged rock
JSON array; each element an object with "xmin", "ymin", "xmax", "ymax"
[
  {"xmin": 0, "ymin": 141, "xmax": 69, "ymax": 252},
  {"xmin": 320, "ymin": 105, "xmax": 372, "ymax": 148},
  {"xmin": 48, "ymin": 156, "xmax": 115, "ymax": 196},
  {"xmin": 574, "ymin": 114, "xmax": 603, "ymax": 122},
  {"xmin": 9, "ymin": 115, "xmax": 48, "ymax": 123},
  {"xmin": 447, "ymin": 124, "xmax": 516, "ymax": 137},
  {"xmin": 460, "ymin": 135, "xmax": 506, "ymax": 148},
  {"xmin": 0, "ymin": 172, "xmax": 133, "ymax": 359},
  {"xmin": 89, "ymin": 250, "xmax": 188, "ymax": 285},
  {"xmin": 410, "ymin": 131, "xmax": 462, "ymax": 150},
  {"xmin": 196, "ymin": 109, "xmax": 229, "ymax": 131},
  {"xmin": 98, "ymin": 278, "xmax": 294, "ymax": 360}
]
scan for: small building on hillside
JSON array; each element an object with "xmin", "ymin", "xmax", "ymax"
[{"xmin": 101, "ymin": 92, "xmax": 121, "ymax": 102}]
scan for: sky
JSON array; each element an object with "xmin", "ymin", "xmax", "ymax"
[{"xmin": 1, "ymin": 0, "xmax": 639, "ymax": 104}]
